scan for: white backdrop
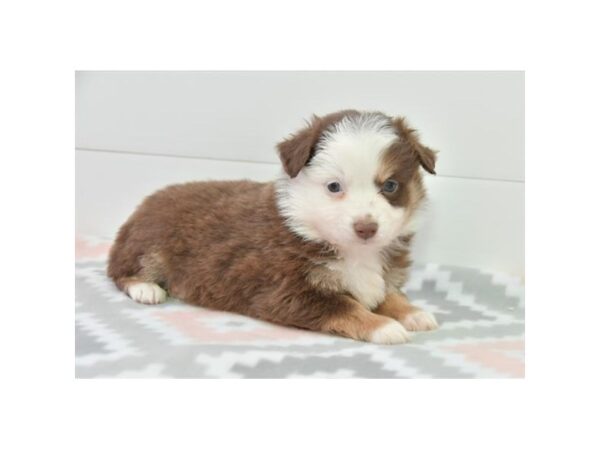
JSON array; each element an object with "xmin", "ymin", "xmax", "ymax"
[{"xmin": 75, "ymin": 71, "xmax": 524, "ymax": 275}]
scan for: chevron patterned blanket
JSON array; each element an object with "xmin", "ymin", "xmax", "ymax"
[{"xmin": 75, "ymin": 236, "xmax": 525, "ymax": 378}]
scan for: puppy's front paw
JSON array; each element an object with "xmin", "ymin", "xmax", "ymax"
[
  {"xmin": 127, "ymin": 282, "xmax": 167, "ymax": 305},
  {"xmin": 401, "ymin": 310, "xmax": 438, "ymax": 331},
  {"xmin": 369, "ymin": 320, "xmax": 410, "ymax": 344}
]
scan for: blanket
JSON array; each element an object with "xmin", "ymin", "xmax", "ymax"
[{"xmin": 75, "ymin": 236, "xmax": 525, "ymax": 378}]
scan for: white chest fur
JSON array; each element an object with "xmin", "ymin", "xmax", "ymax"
[{"xmin": 327, "ymin": 250, "xmax": 386, "ymax": 310}]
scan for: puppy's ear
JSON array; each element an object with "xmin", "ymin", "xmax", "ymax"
[
  {"xmin": 392, "ymin": 117, "xmax": 438, "ymax": 175},
  {"xmin": 414, "ymin": 144, "xmax": 437, "ymax": 175},
  {"xmin": 277, "ymin": 116, "xmax": 322, "ymax": 178}
]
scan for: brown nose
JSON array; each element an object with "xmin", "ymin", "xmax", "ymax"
[{"xmin": 353, "ymin": 220, "xmax": 378, "ymax": 240}]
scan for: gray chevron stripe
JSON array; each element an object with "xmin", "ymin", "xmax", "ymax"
[{"xmin": 76, "ymin": 259, "xmax": 525, "ymax": 378}]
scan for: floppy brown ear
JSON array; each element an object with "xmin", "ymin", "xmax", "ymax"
[
  {"xmin": 276, "ymin": 116, "xmax": 322, "ymax": 178},
  {"xmin": 392, "ymin": 117, "xmax": 437, "ymax": 175},
  {"xmin": 414, "ymin": 144, "xmax": 437, "ymax": 175}
]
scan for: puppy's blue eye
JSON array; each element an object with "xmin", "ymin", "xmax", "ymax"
[
  {"xmin": 327, "ymin": 181, "xmax": 342, "ymax": 193},
  {"xmin": 382, "ymin": 179, "xmax": 399, "ymax": 193}
]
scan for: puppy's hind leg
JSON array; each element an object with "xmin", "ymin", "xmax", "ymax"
[
  {"xmin": 108, "ymin": 246, "xmax": 168, "ymax": 305},
  {"xmin": 121, "ymin": 279, "xmax": 168, "ymax": 305}
]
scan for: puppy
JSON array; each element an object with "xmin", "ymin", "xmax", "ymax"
[{"xmin": 107, "ymin": 110, "xmax": 438, "ymax": 344}]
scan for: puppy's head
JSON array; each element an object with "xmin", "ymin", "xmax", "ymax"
[{"xmin": 276, "ymin": 110, "xmax": 437, "ymax": 251}]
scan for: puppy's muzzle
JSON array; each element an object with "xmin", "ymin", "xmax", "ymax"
[{"xmin": 353, "ymin": 220, "xmax": 378, "ymax": 240}]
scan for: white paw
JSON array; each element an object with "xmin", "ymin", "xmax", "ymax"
[
  {"xmin": 402, "ymin": 310, "xmax": 438, "ymax": 331},
  {"xmin": 127, "ymin": 282, "xmax": 167, "ymax": 305},
  {"xmin": 370, "ymin": 321, "xmax": 410, "ymax": 344}
]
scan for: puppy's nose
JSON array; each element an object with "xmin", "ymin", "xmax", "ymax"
[{"xmin": 353, "ymin": 220, "xmax": 378, "ymax": 240}]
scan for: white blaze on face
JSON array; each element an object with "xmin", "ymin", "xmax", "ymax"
[
  {"xmin": 277, "ymin": 114, "xmax": 407, "ymax": 251},
  {"xmin": 276, "ymin": 113, "xmax": 418, "ymax": 309}
]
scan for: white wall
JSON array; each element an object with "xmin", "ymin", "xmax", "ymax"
[{"xmin": 75, "ymin": 71, "xmax": 524, "ymax": 275}]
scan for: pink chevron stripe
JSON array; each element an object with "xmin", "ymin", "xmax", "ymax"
[
  {"xmin": 75, "ymin": 236, "xmax": 112, "ymax": 261},
  {"xmin": 443, "ymin": 340, "xmax": 525, "ymax": 377},
  {"xmin": 154, "ymin": 309, "xmax": 320, "ymax": 343}
]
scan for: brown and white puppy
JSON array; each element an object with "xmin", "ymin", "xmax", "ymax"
[{"xmin": 108, "ymin": 110, "xmax": 438, "ymax": 344}]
